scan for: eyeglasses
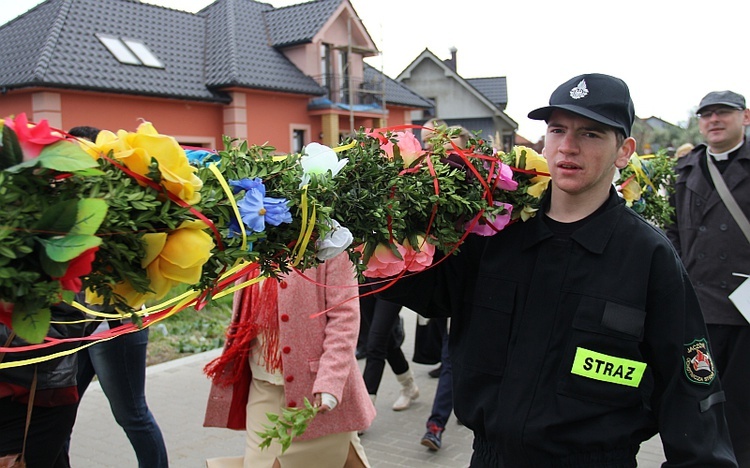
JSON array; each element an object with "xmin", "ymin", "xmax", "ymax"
[{"xmin": 697, "ymin": 108, "xmax": 742, "ymax": 119}]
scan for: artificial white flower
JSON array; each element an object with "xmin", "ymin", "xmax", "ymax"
[
  {"xmin": 299, "ymin": 142, "xmax": 348, "ymax": 187},
  {"xmin": 316, "ymin": 219, "xmax": 353, "ymax": 261}
]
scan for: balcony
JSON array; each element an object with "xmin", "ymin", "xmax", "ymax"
[{"xmin": 308, "ymin": 74, "xmax": 386, "ymax": 113}]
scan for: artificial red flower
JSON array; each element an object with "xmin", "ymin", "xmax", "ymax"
[
  {"xmin": 0, "ymin": 300, "xmax": 13, "ymax": 327},
  {"xmin": 54, "ymin": 247, "xmax": 99, "ymax": 292},
  {"xmin": 3, "ymin": 113, "xmax": 65, "ymax": 161}
]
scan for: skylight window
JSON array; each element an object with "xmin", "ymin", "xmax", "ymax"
[{"xmin": 97, "ymin": 35, "xmax": 164, "ymax": 68}]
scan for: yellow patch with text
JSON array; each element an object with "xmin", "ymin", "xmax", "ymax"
[{"xmin": 571, "ymin": 347, "xmax": 647, "ymax": 388}]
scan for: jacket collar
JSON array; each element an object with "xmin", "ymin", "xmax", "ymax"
[
  {"xmin": 523, "ymin": 186, "xmax": 624, "ymax": 255},
  {"xmin": 678, "ymin": 139, "xmax": 750, "ymax": 211}
]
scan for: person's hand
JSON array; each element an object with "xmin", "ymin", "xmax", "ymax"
[{"xmin": 314, "ymin": 392, "xmax": 338, "ymax": 413}]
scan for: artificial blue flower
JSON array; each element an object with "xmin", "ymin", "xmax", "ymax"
[
  {"xmin": 231, "ymin": 178, "xmax": 292, "ymax": 234},
  {"xmin": 229, "ymin": 177, "xmax": 265, "ymax": 194}
]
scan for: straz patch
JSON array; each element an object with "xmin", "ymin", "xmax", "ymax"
[
  {"xmin": 683, "ymin": 339, "xmax": 716, "ymax": 385},
  {"xmin": 571, "ymin": 347, "xmax": 647, "ymax": 388}
]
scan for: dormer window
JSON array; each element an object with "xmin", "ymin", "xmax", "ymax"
[{"xmin": 97, "ymin": 34, "xmax": 164, "ymax": 68}]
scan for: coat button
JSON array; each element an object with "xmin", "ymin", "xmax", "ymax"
[
  {"xmin": 285, "ymin": 375, "xmax": 294, "ymax": 383},
  {"xmin": 280, "ymin": 314, "xmax": 289, "ymax": 322},
  {"xmin": 696, "ymin": 200, "xmax": 702, "ymax": 207},
  {"xmin": 720, "ymin": 224, "xmax": 728, "ymax": 231},
  {"xmin": 279, "ymin": 281, "xmax": 288, "ymax": 289},
  {"xmin": 288, "ymin": 400, "xmax": 297, "ymax": 407},
  {"xmin": 282, "ymin": 346, "xmax": 291, "ymax": 354},
  {"xmin": 720, "ymin": 253, "xmax": 727, "ymax": 260},
  {"xmin": 699, "ymin": 226, "xmax": 707, "ymax": 232},
  {"xmin": 698, "ymin": 253, "xmax": 705, "ymax": 259},
  {"xmin": 720, "ymin": 281, "xmax": 728, "ymax": 289}
]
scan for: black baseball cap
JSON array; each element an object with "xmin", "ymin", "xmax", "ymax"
[
  {"xmin": 697, "ymin": 90, "xmax": 746, "ymax": 114},
  {"xmin": 528, "ymin": 73, "xmax": 635, "ymax": 137}
]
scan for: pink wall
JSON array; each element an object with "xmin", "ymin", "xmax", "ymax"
[
  {"xmin": 245, "ymin": 91, "xmax": 313, "ymax": 152},
  {"xmin": 0, "ymin": 92, "xmax": 33, "ymax": 120},
  {"xmin": 60, "ymin": 92, "xmax": 224, "ymax": 143}
]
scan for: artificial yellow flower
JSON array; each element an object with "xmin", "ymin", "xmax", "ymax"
[
  {"xmin": 620, "ymin": 177, "xmax": 642, "ymax": 207},
  {"xmin": 79, "ymin": 122, "xmax": 203, "ymax": 205},
  {"xmin": 518, "ymin": 205, "xmax": 539, "ymax": 222},
  {"xmin": 514, "ymin": 146, "xmax": 550, "ymax": 198},
  {"xmin": 86, "ymin": 220, "xmax": 214, "ymax": 309},
  {"xmin": 125, "ymin": 122, "xmax": 203, "ymax": 204},
  {"xmin": 141, "ymin": 220, "xmax": 214, "ymax": 298}
]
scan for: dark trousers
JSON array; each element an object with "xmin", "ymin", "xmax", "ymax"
[
  {"xmin": 72, "ymin": 327, "xmax": 168, "ymax": 468},
  {"xmin": 360, "ymin": 286, "xmax": 409, "ymax": 395},
  {"xmin": 428, "ymin": 318, "xmax": 453, "ymax": 428},
  {"xmin": 707, "ymin": 324, "xmax": 750, "ymax": 466},
  {"xmin": 0, "ymin": 397, "xmax": 77, "ymax": 468}
]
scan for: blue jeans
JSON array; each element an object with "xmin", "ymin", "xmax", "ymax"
[
  {"xmin": 428, "ymin": 318, "xmax": 452, "ymax": 428},
  {"xmin": 76, "ymin": 327, "xmax": 168, "ymax": 467}
]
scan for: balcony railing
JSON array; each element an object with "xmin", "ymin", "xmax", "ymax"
[{"xmin": 309, "ymin": 74, "xmax": 385, "ymax": 110}]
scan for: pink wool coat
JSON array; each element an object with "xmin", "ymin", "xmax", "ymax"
[{"xmin": 203, "ymin": 253, "xmax": 375, "ymax": 440}]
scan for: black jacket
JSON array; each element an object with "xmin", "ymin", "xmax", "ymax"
[
  {"xmin": 666, "ymin": 141, "xmax": 750, "ymax": 325},
  {"xmin": 382, "ymin": 188, "xmax": 736, "ymax": 467},
  {"xmin": 1, "ymin": 301, "xmax": 87, "ymax": 394}
]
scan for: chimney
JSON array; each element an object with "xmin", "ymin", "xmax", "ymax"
[{"xmin": 444, "ymin": 47, "xmax": 457, "ymax": 72}]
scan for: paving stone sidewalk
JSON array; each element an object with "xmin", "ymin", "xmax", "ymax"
[{"xmin": 69, "ymin": 310, "xmax": 665, "ymax": 467}]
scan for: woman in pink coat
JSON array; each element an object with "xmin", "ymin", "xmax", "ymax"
[{"xmin": 204, "ymin": 252, "xmax": 375, "ymax": 468}]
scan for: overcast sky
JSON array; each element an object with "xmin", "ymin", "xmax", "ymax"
[{"xmin": 3, "ymin": 0, "xmax": 750, "ymax": 141}]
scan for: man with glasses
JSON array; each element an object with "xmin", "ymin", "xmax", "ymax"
[{"xmin": 667, "ymin": 90, "xmax": 750, "ymax": 465}]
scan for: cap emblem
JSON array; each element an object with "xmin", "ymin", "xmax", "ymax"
[{"xmin": 570, "ymin": 79, "xmax": 588, "ymax": 100}]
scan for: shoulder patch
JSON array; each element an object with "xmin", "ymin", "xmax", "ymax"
[{"xmin": 683, "ymin": 338, "xmax": 716, "ymax": 385}]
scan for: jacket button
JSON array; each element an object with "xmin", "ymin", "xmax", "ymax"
[
  {"xmin": 280, "ymin": 314, "xmax": 289, "ymax": 322},
  {"xmin": 720, "ymin": 224, "xmax": 728, "ymax": 231},
  {"xmin": 696, "ymin": 200, "xmax": 702, "ymax": 207},
  {"xmin": 282, "ymin": 346, "xmax": 291, "ymax": 354},
  {"xmin": 279, "ymin": 281, "xmax": 288, "ymax": 289},
  {"xmin": 720, "ymin": 281, "xmax": 728, "ymax": 289},
  {"xmin": 720, "ymin": 253, "xmax": 727, "ymax": 260},
  {"xmin": 698, "ymin": 253, "xmax": 705, "ymax": 259},
  {"xmin": 288, "ymin": 400, "xmax": 297, "ymax": 407},
  {"xmin": 699, "ymin": 226, "xmax": 707, "ymax": 232},
  {"xmin": 285, "ymin": 375, "xmax": 294, "ymax": 383}
]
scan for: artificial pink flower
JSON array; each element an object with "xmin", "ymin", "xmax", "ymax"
[
  {"xmin": 54, "ymin": 247, "xmax": 99, "ymax": 292},
  {"xmin": 487, "ymin": 161, "xmax": 519, "ymax": 191},
  {"xmin": 363, "ymin": 242, "xmax": 407, "ymax": 278},
  {"xmin": 371, "ymin": 131, "xmax": 424, "ymax": 168},
  {"xmin": 3, "ymin": 113, "xmax": 64, "ymax": 161},
  {"xmin": 469, "ymin": 202, "xmax": 513, "ymax": 236},
  {"xmin": 402, "ymin": 235, "xmax": 435, "ymax": 272}
]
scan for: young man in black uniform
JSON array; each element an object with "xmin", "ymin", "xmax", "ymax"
[{"xmin": 380, "ymin": 73, "xmax": 737, "ymax": 467}]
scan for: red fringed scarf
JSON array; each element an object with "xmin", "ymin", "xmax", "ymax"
[{"xmin": 204, "ymin": 269, "xmax": 281, "ymax": 387}]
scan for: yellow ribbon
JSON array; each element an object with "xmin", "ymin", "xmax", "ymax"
[
  {"xmin": 290, "ymin": 185, "xmax": 316, "ymax": 267},
  {"xmin": 333, "ymin": 141, "xmax": 357, "ymax": 153},
  {"xmin": 628, "ymin": 155, "xmax": 657, "ymax": 193},
  {"xmin": 208, "ymin": 163, "xmax": 248, "ymax": 252}
]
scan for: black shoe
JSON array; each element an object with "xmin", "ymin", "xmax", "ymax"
[
  {"xmin": 420, "ymin": 422, "xmax": 443, "ymax": 451},
  {"xmin": 355, "ymin": 347, "xmax": 366, "ymax": 360},
  {"xmin": 428, "ymin": 365, "xmax": 442, "ymax": 378}
]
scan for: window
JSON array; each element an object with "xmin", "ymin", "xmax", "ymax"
[
  {"xmin": 97, "ymin": 34, "xmax": 164, "ymax": 68},
  {"xmin": 320, "ymin": 43, "xmax": 331, "ymax": 91},
  {"xmin": 292, "ymin": 129, "xmax": 306, "ymax": 153}
]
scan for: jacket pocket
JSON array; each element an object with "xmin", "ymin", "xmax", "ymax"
[
  {"xmin": 459, "ymin": 276, "xmax": 515, "ymax": 376},
  {"xmin": 556, "ymin": 296, "xmax": 647, "ymax": 408}
]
